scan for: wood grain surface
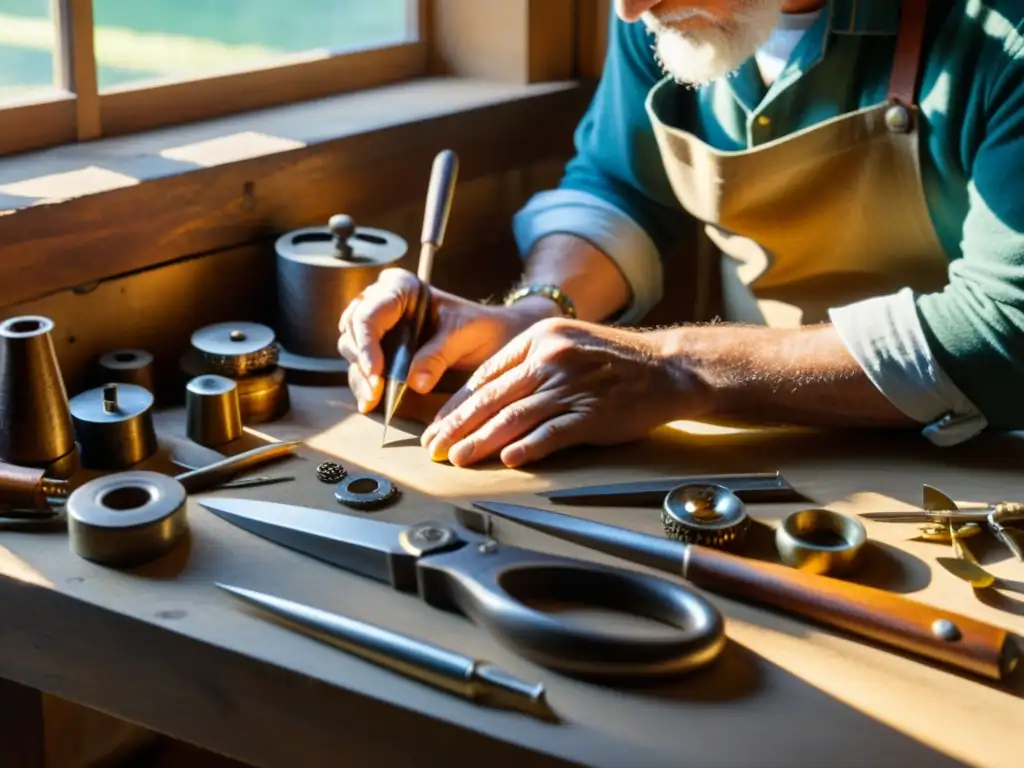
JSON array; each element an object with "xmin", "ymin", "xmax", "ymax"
[{"xmin": 1, "ymin": 384, "xmax": 1023, "ymax": 767}]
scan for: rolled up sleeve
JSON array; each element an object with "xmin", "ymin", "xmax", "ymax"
[
  {"xmin": 512, "ymin": 6, "xmax": 691, "ymax": 325},
  {"xmin": 829, "ymin": 290, "xmax": 987, "ymax": 446},
  {"xmin": 831, "ymin": 38, "xmax": 1024, "ymax": 443},
  {"xmin": 513, "ymin": 189, "xmax": 664, "ymax": 323}
]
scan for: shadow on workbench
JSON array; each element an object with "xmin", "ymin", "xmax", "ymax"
[{"xmin": 110, "ymin": 737, "xmax": 250, "ymax": 768}]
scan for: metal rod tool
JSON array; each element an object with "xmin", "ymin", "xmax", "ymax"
[
  {"xmin": 381, "ymin": 149, "xmax": 459, "ymax": 445},
  {"xmin": 173, "ymin": 440, "xmax": 303, "ymax": 494},
  {"xmin": 538, "ymin": 471, "xmax": 806, "ymax": 506},
  {"xmin": 218, "ymin": 583, "xmax": 558, "ymax": 722}
]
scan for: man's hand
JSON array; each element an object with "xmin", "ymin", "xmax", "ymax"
[
  {"xmin": 420, "ymin": 318, "xmax": 711, "ymax": 468},
  {"xmin": 338, "ymin": 268, "xmax": 559, "ymax": 413}
]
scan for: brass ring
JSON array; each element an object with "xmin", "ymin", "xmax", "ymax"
[{"xmin": 775, "ymin": 508, "xmax": 867, "ymax": 576}]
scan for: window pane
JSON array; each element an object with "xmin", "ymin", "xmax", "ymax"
[
  {"xmin": 0, "ymin": 0, "xmax": 56, "ymax": 105},
  {"xmin": 93, "ymin": 0, "xmax": 415, "ymax": 91}
]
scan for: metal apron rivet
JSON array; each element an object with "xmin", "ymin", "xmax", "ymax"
[{"xmin": 885, "ymin": 104, "xmax": 912, "ymax": 133}]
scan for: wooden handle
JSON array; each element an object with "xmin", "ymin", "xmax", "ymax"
[
  {"xmin": 685, "ymin": 546, "xmax": 1016, "ymax": 681},
  {"xmin": 0, "ymin": 462, "xmax": 52, "ymax": 511}
]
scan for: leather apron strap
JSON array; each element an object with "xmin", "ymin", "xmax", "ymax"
[{"xmin": 888, "ymin": 0, "xmax": 929, "ymax": 107}]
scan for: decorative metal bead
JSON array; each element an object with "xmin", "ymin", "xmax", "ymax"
[{"xmin": 316, "ymin": 461, "xmax": 346, "ymax": 484}]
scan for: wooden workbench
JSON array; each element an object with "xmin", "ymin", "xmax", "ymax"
[{"xmin": 1, "ymin": 383, "xmax": 1022, "ymax": 767}]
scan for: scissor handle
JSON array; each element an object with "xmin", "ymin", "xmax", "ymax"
[{"xmin": 415, "ymin": 540, "xmax": 727, "ymax": 680}]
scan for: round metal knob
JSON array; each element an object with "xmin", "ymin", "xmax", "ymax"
[{"xmin": 328, "ymin": 214, "xmax": 356, "ymax": 258}]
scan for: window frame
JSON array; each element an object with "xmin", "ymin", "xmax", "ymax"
[
  {"xmin": 0, "ymin": 0, "xmax": 593, "ymax": 307},
  {"xmin": 0, "ymin": 0, "xmax": 430, "ymax": 154},
  {"xmin": 0, "ymin": 0, "xmax": 590, "ymax": 157}
]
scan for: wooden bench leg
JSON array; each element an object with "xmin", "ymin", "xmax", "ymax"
[{"xmin": 0, "ymin": 677, "xmax": 44, "ymax": 768}]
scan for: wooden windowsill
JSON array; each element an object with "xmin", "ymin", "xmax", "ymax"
[{"xmin": 0, "ymin": 75, "xmax": 593, "ymax": 307}]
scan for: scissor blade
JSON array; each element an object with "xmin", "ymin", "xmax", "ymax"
[
  {"xmin": 199, "ymin": 498, "xmax": 416, "ymax": 589},
  {"xmin": 538, "ymin": 472, "xmax": 805, "ymax": 506},
  {"xmin": 470, "ymin": 500, "xmax": 686, "ymax": 575}
]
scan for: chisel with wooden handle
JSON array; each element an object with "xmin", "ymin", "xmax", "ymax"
[{"xmin": 468, "ymin": 500, "xmax": 1020, "ymax": 682}]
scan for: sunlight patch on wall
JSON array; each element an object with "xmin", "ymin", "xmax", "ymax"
[
  {"xmin": 0, "ymin": 166, "xmax": 139, "ymax": 201},
  {"xmin": 160, "ymin": 131, "xmax": 307, "ymax": 167}
]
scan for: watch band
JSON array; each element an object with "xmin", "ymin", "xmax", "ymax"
[{"xmin": 503, "ymin": 283, "xmax": 578, "ymax": 319}]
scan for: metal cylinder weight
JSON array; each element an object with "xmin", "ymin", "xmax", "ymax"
[
  {"xmin": 186, "ymin": 374, "xmax": 243, "ymax": 447},
  {"xmin": 69, "ymin": 383, "xmax": 158, "ymax": 470},
  {"xmin": 275, "ymin": 213, "xmax": 407, "ymax": 381}
]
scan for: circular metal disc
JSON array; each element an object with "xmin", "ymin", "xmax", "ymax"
[
  {"xmin": 275, "ymin": 225, "xmax": 408, "ymax": 268},
  {"xmin": 191, "ymin": 321, "xmax": 276, "ymax": 358},
  {"xmin": 334, "ymin": 473, "xmax": 398, "ymax": 510},
  {"xmin": 69, "ymin": 382, "xmax": 154, "ymax": 423}
]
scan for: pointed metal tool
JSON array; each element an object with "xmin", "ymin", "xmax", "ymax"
[
  {"xmin": 217, "ymin": 583, "xmax": 558, "ymax": 722},
  {"xmin": 381, "ymin": 149, "xmax": 459, "ymax": 445}
]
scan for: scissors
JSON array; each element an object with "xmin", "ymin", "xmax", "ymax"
[
  {"xmin": 198, "ymin": 498, "xmax": 727, "ymax": 680},
  {"xmin": 859, "ymin": 484, "xmax": 1024, "ymax": 562},
  {"xmin": 466, "ymin": 500, "xmax": 1019, "ymax": 682}
]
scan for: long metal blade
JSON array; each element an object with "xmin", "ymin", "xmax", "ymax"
[
  {"xmin": 199, "ymin": 498, "xmax": 417, "ymax": 590},
  {"xmin": 860, "ymin": 509, "xmax": 992, "ymax": 522},
  {"xmin": 537, "ymin": 471, "xmax": 804, "ymax": 506},
  {"xmin": 470, "ymin": 500, "xmax": 686, "ymax": 575}
]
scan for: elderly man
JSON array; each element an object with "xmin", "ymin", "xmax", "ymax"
[{"xmin": 338, "ymin": 0, "xmax": 1024, "ymax": 468}]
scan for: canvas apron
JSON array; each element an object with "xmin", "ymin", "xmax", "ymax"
[{"xmin": 646, "ymin": 0, "xmax": 947, "ymax": 327}]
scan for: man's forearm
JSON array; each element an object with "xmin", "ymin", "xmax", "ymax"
[
  {"xmin": 652, "ymin": 322, "xmax": 920, "ymax": 428},
  {"xmin": 515, "ymin": 234, "xmax": 632, "ymax": 322}
]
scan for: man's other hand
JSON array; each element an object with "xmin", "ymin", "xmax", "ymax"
[{"xmin": 420, "ymin": 318, "xmax": 711, "ymax": 468}]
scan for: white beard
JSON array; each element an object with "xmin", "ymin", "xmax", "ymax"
[{"xmin": 642, "ymin": 2, "xmax": 783, "ymax": 87}]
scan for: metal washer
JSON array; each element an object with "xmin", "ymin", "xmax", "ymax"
[{"xmin": 334, "ymin": 473, "xmax": 399, "ymax": 511}]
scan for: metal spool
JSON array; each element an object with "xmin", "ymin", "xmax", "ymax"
[
  {"xmin": 275, "ymin": 213, "xmax": 408, "ymax": 378},
  {"xmin": 191, "ymin": 321, "xmax": 279, "ymax": 378},
  {"xmin": 69, "ymin": 383, "xmax": 158, "ymax": 470},
  {"xmin": 95, "ymin": 348, "xmax": 156, "ymax": 393},
  {"xmin": 661, "ymin": 484, "xmax": 751, "ymax": 550},
  {"xmin": 186, "ymin": 374, "xmax": 243, "ymax": 447},
  {"xmin": 66, "ymin": 471, "xmax": 188, "ymax": 567}
]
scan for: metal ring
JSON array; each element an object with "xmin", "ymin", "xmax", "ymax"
[
  {"xmin": 775, "ymin": 508, "xmax": 867, "ymax": 576},
  {"xmin": 66, "ymin": 471, "xmax": 189, "ymax": 567},
  {"xmin": 334, "ymin": 473, "xmax": 398, "ymax": 511}
]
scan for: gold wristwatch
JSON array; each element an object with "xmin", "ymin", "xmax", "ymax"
[{"xmin": 503, "ymin": 283, "xmax": 577, "ymax": 319}]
